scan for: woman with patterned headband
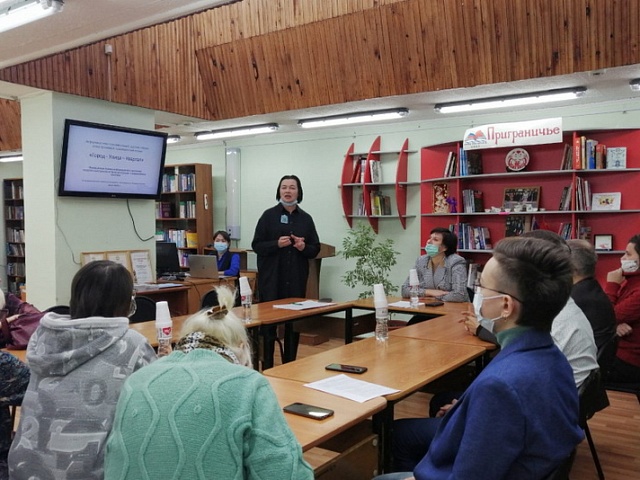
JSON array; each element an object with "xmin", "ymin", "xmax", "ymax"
[{"xmin": 104, "ymin": 285, "xmax": 312, "ymax": 480}]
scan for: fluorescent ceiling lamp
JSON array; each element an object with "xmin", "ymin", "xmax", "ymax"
[
  {"xmin": 435, "ymin": 87, "xmax": 587, "ymax": 114},
  {"xmin": 0, "ymin": 154, "xmax": 23, "ymax": 162},
  {"xmin": 166, "ymin": 135, "xmax": 182, "ymax": 144},
  {"xmin": 298, "ymin": 108, "xmax": 409, "ymax": 129},
  {"xmin": 0, "ymin": 0, "xmax": 64, "ymax": 34},
  {"xmin": 630, "ymin": 79, "xmax": 640, "ymax": 92},
  {"xmin": 195, "ymin": 123, "xmax": 279, "ymax": 141}
]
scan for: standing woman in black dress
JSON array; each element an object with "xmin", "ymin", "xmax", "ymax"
[{"xmin": 252, "ymin": 175, "xmax": 320, "ymax": 368}]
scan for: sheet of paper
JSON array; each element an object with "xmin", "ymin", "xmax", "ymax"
[
  {"xmin": 304, "ymin": 374, "xmax": 399, "ymax": 403},
  {"xmin": 273, "ymin": 300, "xmax": 336, "ymax": 310},
  {"xmin": 388, "ymin": 300, "xmax": 424, "ymax": 308}
]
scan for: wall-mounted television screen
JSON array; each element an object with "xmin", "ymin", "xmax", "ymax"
[{"xmin": 58, "ymin": 119, "xmax": 167, "ymax": 199}]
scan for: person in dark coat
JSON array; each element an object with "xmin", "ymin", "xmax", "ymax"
[{"xmin": 251, "ymin": 175, "xmax": 320, "ymax": 368}]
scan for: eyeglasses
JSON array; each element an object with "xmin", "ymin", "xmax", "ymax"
[
  {"xmin": 128, "ymin": 294, "xmax": 137, "ymax": 318},
  {"xmin": 476, "ymin": 283, "xmax": 524, "ymax": 304}
]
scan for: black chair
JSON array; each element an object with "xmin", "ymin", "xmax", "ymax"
[
  {"xmin": 45, "ymin": 305, "xmax": 70, "ymax": 315},
  {"xmin": 129, "ymin": 296, "xmax": 157, "ymax": 324},
  {"xmin": 201, "ymin": 289, "xmax": 219, "ymax": 309},
  {"xmin": 597, "ymin": 332, "xmax": 618, "ymax": 375},
  {"xmin": 578, "ymin": 368, "xmax": 609, "ymax": 480}
]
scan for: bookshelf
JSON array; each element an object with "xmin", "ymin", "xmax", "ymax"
[
  {"xmin": 4, "ymin": 178, "xmax": 25, "ymax": 295},
  {"xmin": 339, "ymin": 136, "xmax": 417, "ymax": 233},
  {"xmin": 155, "ymin": 163, "xmax": 213, "ymax": 269},
  {"xmin": 420, "ymin": 129, "xmax": 640, "ymax": 284}
]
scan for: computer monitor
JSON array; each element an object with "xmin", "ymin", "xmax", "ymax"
[{"xmin": 155, "ymin": 242, "xmax": 181, "ymax": 276}]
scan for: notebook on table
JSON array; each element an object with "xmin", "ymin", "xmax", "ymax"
[{"xmin": 188, "ymin": 254, "xmax": 224, "ymax": 279}]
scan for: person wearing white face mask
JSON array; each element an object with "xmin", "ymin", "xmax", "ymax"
[
  {"xmin": 209, "ymin": 230, "xmax": 240, "ymax": 277},
  {"xmin": 605, "ymin": 234, "xmax": 640, "ymax": 384},
  {"xmin": 381, "ymin": 236, "xmax": 583, "ymax": 479},
  {"xmin": 400, "ymin": 227, "xmax": 469, "ymax": 303}
]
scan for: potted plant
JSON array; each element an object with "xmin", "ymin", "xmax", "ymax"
[{"xmin": 339, "ymin": 223, "xmax": 399, "ymax": 299}]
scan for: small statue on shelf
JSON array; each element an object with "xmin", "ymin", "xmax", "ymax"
[{"xmin": 446, "ymin": 197, "xmax": 457, "ymax": 213}]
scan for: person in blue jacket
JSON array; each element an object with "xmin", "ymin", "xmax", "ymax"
[
  {"xmin": 209, "ymin": 230, "xmax": 240, "ymax": 277},
  {"xmin": 377, "ymin": 236, "xmax": 584, "ymax": 480}
]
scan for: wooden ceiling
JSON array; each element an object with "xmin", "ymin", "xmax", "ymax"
[{"xmin": 1, "ymin": 0, "xmax": 640, "ymax": 150}]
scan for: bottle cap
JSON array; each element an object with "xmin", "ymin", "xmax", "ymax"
[
  {"xmin": 239, "ymin": 276, "xmax": 252, "ymax": 295},
  {"xmin": 409, "ymin": 269, "xmax": 419, "ymax": 286},
  {"xmin": 155, "ymin": 301, "xmax": 172, "ymax": 327},
  {"xmin": 373, "ymin": 283, "xmax": 388, "ymax": 308}
]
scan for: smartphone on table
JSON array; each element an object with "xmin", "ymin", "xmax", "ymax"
[
  {"xmin": 325, "ymin": 363, "xmax": 368, "ymax": 374},
  {"xmin": 283, "ymin": 402, "xmax": 334, "ymax": 420},
  {"xmin": 424, "ymin": 300, "xmax": 444, "ymax": 307}
]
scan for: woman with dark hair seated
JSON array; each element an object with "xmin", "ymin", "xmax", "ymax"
[
  {"xmin": 380, "ymin": 237, "xmax": 583, "ymax": 479},
  {"xmin": 605, "ymin": 233, "xmax": 640, "ymax": 384},
  {"xmin": 105, "ymin": 286, "xmax": 313, "ymax": 480},
  {"xmin": 8, "ymin": 260, "xmax": 156, "ymax": 480},
  {"xmin": 0, "ymin": 352, "xmax": 29, "ymax": 474},
  {"xmin": 401, "ymin": 227, "xmax": 469, "ymax": 303},
  {"xmin": 210, "ymin": 229, "xmax": 241, "ymax": 277}
]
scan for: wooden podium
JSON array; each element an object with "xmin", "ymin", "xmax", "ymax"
[{"xmin": 305, "ymin": 243, "xmax": 335, "ymax": 299}]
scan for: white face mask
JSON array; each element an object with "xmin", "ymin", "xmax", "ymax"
[
  {"xmin": 621, "ymin": 259, "xmax": 639, "ymax": 273},
  {"xmin": 280, "ymin": 198, "xmax": 298, "ymax": 207},
  {"xmin": 473, "ymin": 292, "xmax": 503, "ymax": 333}
]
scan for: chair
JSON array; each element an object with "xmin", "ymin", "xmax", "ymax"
[
  {"xmin": 129, "ymin": 296, "xmax": 157, "ymax": 324},
  {"xmin": 200, "ymin": 289, "xmax": 219, "ymax": 309},
  {"xmin": 597, "ymin": 332, "xmax": 618, "ymax": 374},
  {"xmin": 578, "ymin": 368, "xmax": 609, "ymax": 480},
  {"xmin": 44, "ymin": 305, "xmax": 70, "ymax": 315}
]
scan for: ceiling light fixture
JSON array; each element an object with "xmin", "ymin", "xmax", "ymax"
[
  {"xmin": 166, "ymin": 135, "xmax": 182, "ymax": 144},
  {"xmin": 0, "ymin": 0, "xmax": 64, "ymax": 34},
  {"xmin": 194, "ymin": 123, "xmax": 279, "ymax": 141},
  {"xmin": 0, "ymin": 154, "xmax": 23, "ymax": 163},
  {"xmin": 298, "ymin": 108, "xmax": 409, "ymax": 129},
  {"xmin": 630, "ymin": 79, "xmax": 640, "ymax": 92},
  {"xmin": 434, "ymin": 87, "xmax": 587, "ymax": 114}
]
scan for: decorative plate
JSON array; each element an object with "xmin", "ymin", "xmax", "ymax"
[{"xmin": 505, "ymin": 148, "xmax": 530, "ymax": 172}]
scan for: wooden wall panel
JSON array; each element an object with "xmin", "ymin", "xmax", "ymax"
[
  {"xmin": 0, "ymin": 0, "xmax": 639, "ymax": 122},
  {"xmin": 0, "ymin": 99, "xmax": 21, "ymax": 151}
]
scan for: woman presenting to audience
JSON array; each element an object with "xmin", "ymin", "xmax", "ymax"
[
  {"xmin": 401, "ymin": 227, "xmax": 469, "ymax": 303},
  {"xmin": 252, "ymin": 175, "xmax": 320, "ymax": 367}
]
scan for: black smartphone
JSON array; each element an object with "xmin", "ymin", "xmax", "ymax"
[
  {"xmin": 283, "ymin": 402, "xmax": 334, "ymax": 420},
  {"xmin": 325, "ymin": 363, "xmax": 368, "ymax": 374},
  {"xmin": 424, "ymin": 300, "xmax": 444, "ymax": 307}
]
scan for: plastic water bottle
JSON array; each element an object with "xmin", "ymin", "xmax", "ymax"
[
  {"xmin": 373, "ymin": 284, "xmax": 389, "ymax": 342},
  {"xmin": 239, "ymin": 276, "xmax": 252, "ymax": 322},
  {"xmin": 409, "ymin": 268, "xmax": 420, "ymax": 308},
  {"xmin": 155, "ymin": 301, "xmax": 173, "ymax": 357}
]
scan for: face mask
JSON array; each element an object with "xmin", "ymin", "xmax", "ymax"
[
  {"xmin": 473, "ymin": 292, "xmax": 503, "ymax": 333},
  {"xmin": 425, "ymin": 244, "xmax": 440, "ymax": 257},
  {"xmin": 214, "ymin": 242, "xmax": 228, "ymax": 253},
  {"xmin": 621, "ymin": 259, "xmax": 639, "ymax": 273},
  {"xmin": 280, "ymin": 198, "xmax": 298, "ymax": 207}
]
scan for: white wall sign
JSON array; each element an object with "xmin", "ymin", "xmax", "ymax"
[{"xmin": 463, "ymin": 117, "xmax": 563, "ymax": 150}]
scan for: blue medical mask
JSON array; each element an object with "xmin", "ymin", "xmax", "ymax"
[
  {"xmin": 213, "ymin": 242, "xmax": 228, "ymax": 253},
  {"xmin": 425, "ymin": 244, "xmax": 440, "ymax": 257},
  {"xmin": 280, "ymin": 198, "xmax": 298, "ymax": 207},
  {"xmin": 473, "ymin": 291, "xmax": 503, "ymax": 333}
]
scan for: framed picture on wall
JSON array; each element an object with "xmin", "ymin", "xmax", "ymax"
[
  {"xmin": 502, "ymin": 186, "xmax": 540, "ymax": 211},
  {"xmin": 594, "ymin": 234, "xmax": 613, "ymax": 251},
  {"xmin": 591, "ymin": 192, "xmax": 621, "ymax": 211}
]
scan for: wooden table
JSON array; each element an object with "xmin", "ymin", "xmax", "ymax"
[
  {"xmin": 240, "ymin": 298, "xmax": 354, "ymax": 368},
  {"xmin": 351, "ymin": 296, "xmax": 469, "ymax": 317},
  {"xmin": 1, "ymin": 348, "xmax": 27, "ymax": 363},
  {"xmin": 267, "ymin": 376, "xmax": 386, "ymax": 452},
  {"xmin": 263, "ymin": 335, "xmax": 485, "ymax": 472},
  {"xmin": 136, "ymin": 285, "xmax": 190, "ymax": 316}
]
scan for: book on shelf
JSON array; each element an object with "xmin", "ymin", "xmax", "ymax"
[
  {"xmin": 433, "ymin": 183, "xmax": 449, "ymax": 213},
  {"xmin": 462, "ymin": 189, "xmax": 484, "ymax": 213},
  {"xmin": 585, "ymin": 139, "xmax": 598, "ymax": 170},
  {"xmin": 572, "ymin": 134, "xmax": 584, "ymax": 170},
  {"xmin": 369, "ymin": 159, "xmax": 382, "ymax": 184},
  {"xmin": 577, "ymin": 219, "xmax": 592, "ymax": 241},
  {"xmin": 443, "ymin": 152, "xmax": 457, "ymax": 177},
  {"xmin": 359, "ymin": 157, "xmax": 367, "ymax": 183},
  {"xmin": 186, "ymin": 231, "xmax": 198, "ymax": 249},
  {"xmin": 467, "ymin": 263, "xmax": 479, "ymax": 289},
  {"xmin": 559, "ymin": 144, "xmax": 573, "ymax": 170},
  {"xmin": 350, "ymin": 158, "xmax": 362, "ymax": 183},
  {"xmin": 595, "ymin": 143, "xmax": 606, "ymax": 169},
  {"xmin": 606, "ymin": 147, "xmax": 626, "ymax": 169},
  {"xmin": 558, "ymin": 222, "xmax": 573, "ymax": 240},
  {"xmin": 505, "ymin": 215, "xmax": 531, "ymax": 237}
]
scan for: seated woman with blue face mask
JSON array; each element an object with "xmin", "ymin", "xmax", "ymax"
[
  {"xmin": 209, "ymin": 230, "xmax": 240, "ymax": 277},
  {"xmin": 380, "ymin": 236, "xmax": 583, "ymax": 480},
  {"xmin": 401, "ymin": 227, "xmax": 469, "ymax": 303}
]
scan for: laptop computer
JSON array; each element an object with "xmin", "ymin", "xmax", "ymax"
[{"xmin": 188, "ymin": 254, "xmax": 223, "ymax": 279}]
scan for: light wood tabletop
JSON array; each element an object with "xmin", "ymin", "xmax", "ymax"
[
  {"xmin": 1, "ymin": 348, "xmax": 27, "ymax": 363},
  {"xmin": 267, "ymin": 376, "xmax": 386, "ymax": 452},
  {"xmin": 351, "ymin": 296, "xmax": 470, "ymax": 317},
  {"xmin": 389, "ymin": 311, "xmax": 498, "ymax": 350},
  {"xmin": 263, "ymin": 336, "xmax": 485, "ymax": 402},
  {"xmin": 235, "ymin": 298, "xmax": 353, "ymax": 325}
]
